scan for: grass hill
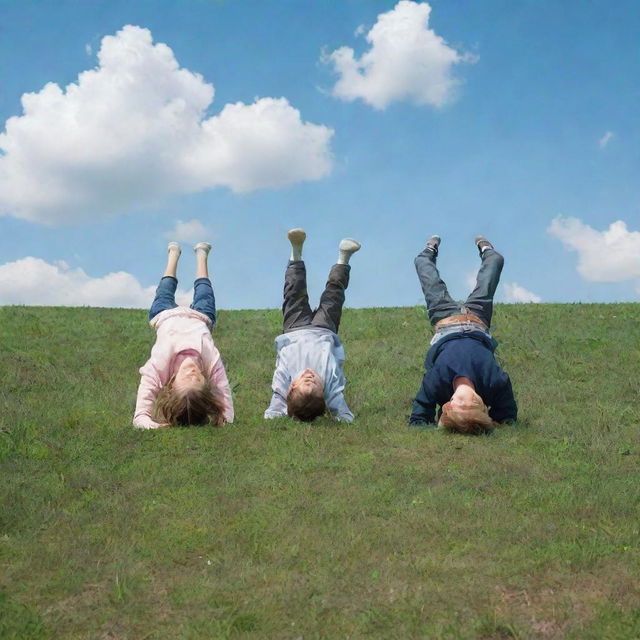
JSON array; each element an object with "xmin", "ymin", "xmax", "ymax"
[{"xmin": 1, "ymin": 304, "xmax": 639, "ymax": 639}]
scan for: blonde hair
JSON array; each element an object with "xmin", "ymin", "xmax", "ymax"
[
  {"xmin": 156, "ymin": 375, "xmax": 225, "ymax": 427},
  {"xmin": 287, "ymin": 386, "xmax": 326, "ymax": 422},
  {"xmin": 439, "ymin": 404, "xmax": 495, "ymax": 435}
]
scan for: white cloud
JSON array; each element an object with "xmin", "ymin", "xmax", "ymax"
[
  {"xmin": 548, "ymin": 216, "xmax": 640, "ymax": 287},
  {"xmin": 323, "ymin": 1, "xmax": 476, "ymax": 110},
  {"xmin": 598, "ymin": 131, "xmax": 614, "ymax": 148},
  {"xmin": 464, "ymin": 270, "xmax": 477, "ymax": 291},
  {"xmin": 164, "ymin": 218, "xmax": 211, "ymax": 244},
  {"xmin": 0, "ymin": 25, "xmax": 333, "ymax": 226},
  {"xmin": 502, "ymin": 282, "xmax": 542, "ymax": 303},
  {"xmin": 0, "ymin": 257, "xmax": 191, "ymax": 307}
]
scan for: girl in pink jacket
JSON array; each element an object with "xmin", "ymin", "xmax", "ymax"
[{"xmin": 133, "ymin": 242, "xmax": 234, "ymax": 429}]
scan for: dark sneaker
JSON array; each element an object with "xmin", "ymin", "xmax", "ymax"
[
  {"xmin": 475, "ymin": 236, "xmax": 494, "ymax": 255},
  {"xmin": 425, "ymin": 235, "xmax": 441, "ymax": 256}
]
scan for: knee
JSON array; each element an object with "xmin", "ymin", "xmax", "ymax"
[
  {"xmin": 486, "ymin": 250, "xmax": 504, "ymax": 268},
  {"xmin": 414, "ymin": 253, "xmax": 428, "ymax": 268}
]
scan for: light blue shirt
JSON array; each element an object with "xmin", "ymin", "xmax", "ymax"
[{"xmin": 264, "ymin": 327, "xmax": 354, "ymax": 422}]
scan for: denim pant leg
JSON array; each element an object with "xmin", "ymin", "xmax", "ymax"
[
  {"xmin": 149, "ymin": 276, "xmax": 179, "ymax": 321},
  {"xmin": 464, "ymin": 249, "xmax": 504, "ymax": 327},
  {"xmin": 282, "ymin": 261, "xmax": 314, "ymax": 333},
  {"xmin": 414, "ymin": 250, "xmax": 460, "ymax": 326},
  {"xmin": 191, "ymin": 277, "xmax": 217, "ymax": 325},
  {"xmin": 311, "ymin": 263, "xmax": 350, "ymax": 334}
]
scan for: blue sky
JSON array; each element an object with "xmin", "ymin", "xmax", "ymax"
[{"xmin": 1, "ymin": 0, "xmax": 639, "ymax": 309}]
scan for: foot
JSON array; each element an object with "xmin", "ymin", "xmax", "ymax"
[
  {"xmin": 475, "ymin": 236, "xmax": 494, "ymax": 256},
  {"xmin": 287, "ymin": 228, "xmax": 306, "ymax": 245},
  {"xmin": 288, "ymin": 228, "xmax": 306, "ymax": 261},
  {"xmin": 424, "ymin": 235, "xmax": 441, "ymax": 256},
  {"xmin": 167, "ymin": 241, "xmax": 181, "ymax": 255},
  {"xmin": 193, "ymin": 242, "xmax": 212, "ymax": 255},
  {"xmin": 337, "ymin": 238, "xmax": 361, "ymax": 265}
]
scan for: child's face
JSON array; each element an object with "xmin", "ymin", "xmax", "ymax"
[
  {"xmin": 174, "ymin": 357, "xmax": 205, "ymax": 392},
  {"xmin": 438, "ymin": 386, "xmax": 488, "ymax": 426},
  {"xmin": 449, "ymin": 385, "xmax": 486, "ymax": 411},
  {"xmin": 290, "ymin": 368, "xmax": 323, "ymax": 396}
]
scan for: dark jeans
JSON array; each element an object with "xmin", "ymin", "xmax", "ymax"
[
  {"xmin": 148, "ymin": 276, "xmax": 217, "ymax": 325},
  {"xmin": 282, "ymin": 261, "xmax": 350, "ymax": 334},
  {"xmin": 414, "ymin": 248, "xmax": 504, "ymax": 327}
]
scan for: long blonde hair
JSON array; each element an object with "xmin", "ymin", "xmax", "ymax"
[{"xmin": 156, "ymin": 375, "xmax": 225, "ymax": 427}]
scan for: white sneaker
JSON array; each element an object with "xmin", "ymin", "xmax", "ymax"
[
  {"xmin": 287, "ymin": 228, "xmax": 306, "ymax": 245},
  {"xmin": 338, "ymin": 238, "xmax": 361, "ymax": 254},
  {"xmin": 193, "ymin": 242, "xmax": 212, "ymax": 255}
]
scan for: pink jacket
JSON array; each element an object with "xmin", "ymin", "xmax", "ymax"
[{"xmin": 133, "ymin": 307, "xmax": 234, "ymax": 429}]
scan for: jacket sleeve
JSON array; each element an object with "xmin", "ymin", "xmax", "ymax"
[
  {"xmin": 325, "ymin": 384, "xmax": 354, "ymax": 423},
  {"xmin": 264, "ymin": 360, "xmax": 290, "ymax": 419},
  {"xmin": 133, "ymin": 360, "xmax": 167, "ymax": 429},
  {"xmin": 409, "ymin": 375, "xmax": 437, "ymax": 425},
  {"xmin": 210, "ymin": 357, "xmax": 234, "ymax": 424},
  {"xmin": 488, "ymin": 376, "xmax": 517, "ymax": 424}
]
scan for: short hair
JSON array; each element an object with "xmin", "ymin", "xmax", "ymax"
[
  {"xmin": 156, "ymin": 376, "xmax": 225, "ymax": 427},
  {"xmin": 286, "ymin": 386, "xmax": 326, "ymax": 422},
  {"xmin": 439, "ymin": 405, "xmax": 494, "ymax": 435}
]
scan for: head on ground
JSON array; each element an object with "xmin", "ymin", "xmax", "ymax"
[
  {"xmin": 156, "ymin": 358, "xmax": 224, "ymax": 426},
  {"xmin": 287, "ymin": 368, "xmax": 326, "ymax": 421},
  {"xmin": 438, "ymin": 384, "xmax": 494, "ymax": 435}
]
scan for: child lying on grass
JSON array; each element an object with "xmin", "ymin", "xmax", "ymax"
[
  {"xmin": 133, "ymin": 242, "xmax": 234, "ymax": 429},
  {"xmin": 264, "ymin": 228, "xmax": 360, "ymax": 422},
  {"xmin": 409, "ymin": 235, "xmax": 517, "ymax": 434}
]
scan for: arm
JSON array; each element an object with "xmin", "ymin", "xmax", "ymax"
[
  {"xmin": 325, "ymin": 376, "xmax": 354, "ymax": 423},
  {"xmin": 133, "ymin": 362, "xmax": 167, "ymax": 429},
  {"xmin": 489, "ymin": 377, "xmax": 518, "ymax": 424},
  {"xmin": 210, "ymin": 357, "xmax": 234, "ymax": 424},
  {"xmin": 264, "ymin": 362, "xmax": 290, "ymax": 419},
  {"xmin": 326, "ymin": 391, "xmax": 354, "ymax": 422},
  {"xmin": 409, "ymin": 376, "xmax": 437, "ymax": 425}
]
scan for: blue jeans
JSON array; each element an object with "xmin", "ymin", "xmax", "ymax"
[
  {"xmin": 148, "ymin": 276, "xmax": 216, "ymax": 325},
  {"xmin": 414, "ymin": 248, "xmax": 504, "ymax": 328}
]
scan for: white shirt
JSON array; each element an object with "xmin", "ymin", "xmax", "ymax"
[{"xmin": 264, "ymin": 327, "xmax": 354, "ymax": 422}]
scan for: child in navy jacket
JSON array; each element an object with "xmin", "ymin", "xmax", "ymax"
[{"xmin": 409, "ymin": 235, "xmax": 517, "ymax": 434}]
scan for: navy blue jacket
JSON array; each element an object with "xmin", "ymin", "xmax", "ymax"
[{"xmin": 409, "ymin": 330, "xmax": 517, "ymax": 425}]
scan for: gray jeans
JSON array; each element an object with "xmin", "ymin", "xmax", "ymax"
[
  {"xmin": 414, "ymin": 248, "xmax": 504, "ymax": 328},
  {"xmin": 282, "ymin": 261, "xmax": 350, "ymax": 334}
]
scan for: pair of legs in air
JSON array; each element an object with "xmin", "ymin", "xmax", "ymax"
[
  {"xmin": 415, "ymin": 234, "xmax": 504, "ymax": 330},
  {"xmin": 150, "ymin": 242, "xmax": 217, "ymax": 324},
  {"xmin": 282, "ymin": 228, "xmax": 360, "ymax": 335}
]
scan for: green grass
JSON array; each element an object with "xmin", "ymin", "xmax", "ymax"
[{"xmin": 1, "ymin": 303, "xmax": 639, "ymax": 639}]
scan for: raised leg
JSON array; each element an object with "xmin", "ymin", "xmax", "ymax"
[
  {"xmin": 149, "ymin": 243, "xmax": 181, "ymax": 320},
  {"xmin": 283, "ymin": 261, "xmax": 314, "ymax": 332},
  {"xmin": 283, "ymin": 229, "xmax": 313, "ymax": 332},
  {"xmin": 414, "ymin": 241, "xmax": 459, "ymax": 326},
  {"xmin": 190, "ymin": 242, "xmax": 216, "ymax": 325},
  {"xmin": 312, "ymin": 263, "xmax": 350, "ymax": 333},
  {"xmin": 163, "ymin": 242, "xmax": 181, "ymax": 278},
  {"xmin": 464, "ymin": 248, "xmax": 504, "ymax": 328}
]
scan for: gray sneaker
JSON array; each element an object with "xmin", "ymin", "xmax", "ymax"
[
  {"xmin": 475, "ymin": 236, "xmax": 494, "ymax": 256},
  {"xmin": 425, "ymin": 235, "xmax": 441, "ymax": 256}
]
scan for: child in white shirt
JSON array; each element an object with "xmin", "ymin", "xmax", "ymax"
[{"xmin": 265, "ymin": 229, "xmax": 360, "ymax": 422}]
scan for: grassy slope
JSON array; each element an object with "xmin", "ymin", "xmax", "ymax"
[{"xmin": 1, "ymin": 304, "xmax": 639, "ymax": 639}]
